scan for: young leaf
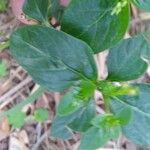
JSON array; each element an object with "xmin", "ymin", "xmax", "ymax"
[
  {"xmin": 61, "ymin": 0, "xmax": 129, "ymax": 53},
  {"xmin": 8, "ymin": 111, "xmax": 26, "ymax": 128},
  {"xmin": 57, "ymin": 89, "xmax": 82, "ymax": 116},
  {"xmin": 111, "ymin": 84, "xmax": 150, "ymax": 147},
  {"xmin": 80, "ymin": 127, "xmax": 109, "ymax": 150},
  {"xmin": 69, "ymin": 100, "xmax": 96, "ymax": 132},
  {"xmin": 107, "ymin": 34, "xmax": 150, "ymax": 81},
  {"xmin": 132, "ymin": 0, "xmax": 150, "ymax": 12},
  {"xmin": 34, "ymin": 108, "xmax": 49, "ymax": 122},
  {"xmin": 57, "ymin": 80, "xmax": 95, "ymax": 116},
  {"xmin": 98, "ymin": 81, "xmax": 138, "ymax": 98},
  {"xmin": 10, "ymin": 26, "xmax": 97, "ymax": 92},
  {"xmin": 23, "ymin": 0, "xmax": 51, "ymax": 23},
  {"xmin": 91, "ymin": 114, "xmax": 121, "ymax": 140},
  {"xmin": 91, "ymin": 114, "xmax": 119, "ymax": 128}
]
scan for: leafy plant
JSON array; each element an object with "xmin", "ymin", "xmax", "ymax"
[
  {"xmin": 9, "ymin": 0, "xmax": 150, "ymax": 149},
  {"xmin": 34, "ymin": 108, "xmax": 49, "ymax": 122},
  {"xmin": 0, "ymin": 61, "xmax": 7, "ymax": 77},
  {"xmin": 0, "ymin": 87, "xmax": 45, "ymax": 128},
  {"xmin": 8, "ymin": 111, "xmax": 26, "ymax": 128}
]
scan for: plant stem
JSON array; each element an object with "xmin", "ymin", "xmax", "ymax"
[{"xmin": 103, "ymin": 95, "xmax": 110, "ymax": 113}]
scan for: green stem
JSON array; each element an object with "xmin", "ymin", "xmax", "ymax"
[
  {"xmin": 96, "ymin": 81, "xmax": 112, "ymax": 113},
  {"xmin": 103, "ymin": 95, "xmax": 111, "ymax": 113}
]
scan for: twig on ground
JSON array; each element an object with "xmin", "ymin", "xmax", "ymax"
[
  {"xmin": 0, "ymin": 76, "xmax": 32, "ymax": 104},
  {"xmin": 31, "ymin": 130, "xmax": 49, "ymax": 150}
]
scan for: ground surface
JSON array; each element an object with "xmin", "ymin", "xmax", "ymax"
[{"xmin": 0, "ymin": 2, "xmax": 150, "ymax": 150}]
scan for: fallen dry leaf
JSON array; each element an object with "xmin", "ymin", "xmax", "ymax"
[{"xmin": 9, "ymin": 131, "xmax": 29, "ymax": 150}]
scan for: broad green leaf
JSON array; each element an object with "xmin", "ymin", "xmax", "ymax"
[
  {"xmin": 61, "ymin": 0, "xmax": 129, "ymax": 53},
  {"xmin": 51, "ymin": 124, "xmax": 72, "ymax": 140},
  {"xmin": 111, "ymin": 84, "xmax": 150, "ymax": 147},
  {"xmin": 34, "ymin": 108, "xmax": 49, "ymax": 122},
  {"xmin": 57, "ymin": 80, "xmax": 96, "ymax": 116},
  {"xmin": 8, "ymin": 111, "xmax": 26, "ymax": 128},
  {"xmin": 51, "ymin": 100, "xmax": 95, "ymax": 139},
  {"xmin": 51, "ymin": 108, "xmax": 83, "ymax": 140},
  {"xmin": 132, "ymin": 0, "xmax": 150, "ymax": 12},
  {"xmin": 80, "ymin": 127, "xmax": 109, "ymax": 150},
  {"xmin": 116, "ymin": 108, "xmax": 132, "ymax": 125},
  {"xmin": 107, "ymin": 34, "xmax": 150, "ymax": 81},
  {"xmin": 10, "ymin": 26, "xmax": 97, "ymax": 92},
  {"xmin": 23, "ymin": 0, "xmax": 51, "ymax": 23},
  {"xmin": 69, "ymin": 100, "xmax": 96, "ymax": 132}
]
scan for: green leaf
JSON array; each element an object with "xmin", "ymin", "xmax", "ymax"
[
  {"xmin": 69, "ymin": 100, "xmax": 96, "ymax": 132},
  {"xmin": 10, "ymin": 26, "xmax": 97, "ymax": 92},
  {"xmin": 91, "ymin": 114, "xmax": 121, "ymax": 140},
  {"xmin": 111, "ymin": 84, "xmax": 150, "ymax": 147},
  {"xmin": 23, "ymin": 0, "xmax": 51, "ymax": 23},
  {"xmin": 0, "ymin": 61, "xmax": 7, "ymax": 77},
  {"xmin": 109, "ymin": 125, "xmax": 121, "ymax": 140},
  {"xmin": 116, "ymin": 108, "xmax": 132, "ymax": 125},
  {"xmin": 61, "ymin": 0, "xmax": 129, "ymax": 53},
  {"xmin": 8, "ymin": 111, "xmax": 26, "ymax": 128},
  {"xmin": 34, "ymin": 108, "xmax": 49, "ymax": 122},
  {"xmin": 57, "ymin": 80, "xmax": 95, "ymax": 116},
  {"xmin": 98, "ymin": 81, "xmax": 138, "ymax": 98},
  {"xmin": 52, "ymin": 100, "xmax": 95, "ymax": 139},
  {"xmin": 57, "ymin": 89, "xmax": 81, "ymax": 116},
  {"xmin": 107, "ymin": 34, "xmax": 150, "ymax": 81},
  {"xmin": 80, "ymin": 127, "xmax": 109, "ymax": 150},
  {"xmin": 51, "ymin": 108, "xmax": 83, "ymax": 140},
  {"xmin": 91, "ymin": 114, "xmax": 119, "ymax": 128},
  {"xmin": 132, "ymin": 0, "xmax": 150, "ymax": 12}
]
